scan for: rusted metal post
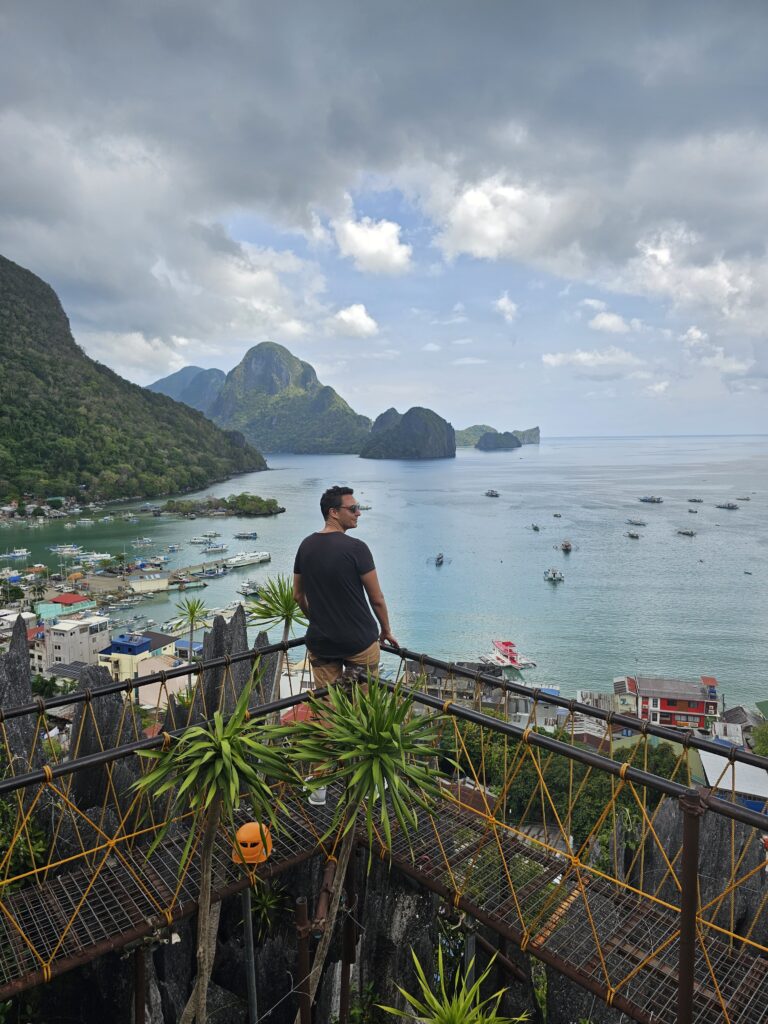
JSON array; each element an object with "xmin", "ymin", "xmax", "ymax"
[
  {"xmin": 242, "ymin": 887, "xmax": 258, "ymax": 1024},
  {"xmin": 338, "ymin": 852, "xmax": 358, "ymax": 1024},
  {"xmin": 133, "ymin": 947, "xmax": 145, "ymax": 1024},
  {"xmin": 295, "ymin": 897, "xmax": 312, "ymax": 1024},
  {"xmin": 677, "ymin": 789, "xmax": 705, "ymax": 1024}
]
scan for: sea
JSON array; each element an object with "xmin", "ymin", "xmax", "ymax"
[{"xmin": 2, "ymin": 436, "xmax": 767, "ymax": 709}]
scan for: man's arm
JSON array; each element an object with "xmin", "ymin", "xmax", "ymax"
[
  {"xmin": 361, "ymin": 569, "xmax": 399, "ymax": 648},
  {"xmin": 292, "ymin": 573, "xmax": 309, "ymax": 617}
]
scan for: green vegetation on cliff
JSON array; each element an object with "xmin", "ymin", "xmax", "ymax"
[
  {"xmin": 476, "ymin": 431, "xmax": 522, "ymax": 451},
  {"xmin": 148, "ymin": 366, "xmax": 226, "ymax": 415},
  {"xmin": 162, "ymin": 493, "xmax": 283, "ymax": 516},
  {"xmin": 0, "ymin": 255, "xmax": 267, "ymax": 501},
  {"xmin": 456, "ymin": 424, "xmax": 498, "ymax": 446},
  {"xmin": 203, "ymin": 342, "xmax": 372, "ymax": 453},
  {"xmin": 360, "ymin": 407, "xmax": 456, "ymax": 460}
]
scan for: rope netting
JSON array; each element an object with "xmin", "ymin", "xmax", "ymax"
[{"xmin": 0, "ymin": 640, "xmax": 767, "ymax": 1024}]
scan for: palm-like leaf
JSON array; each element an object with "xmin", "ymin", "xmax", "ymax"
[
  {"xmin": 380, "ymin": 946, "xmax": 527, "ymax": 1023},
  {"xmin": 133, "ymin": 674, "xmax": 298, "ymax": 871},
  {"xmin": 246, "ymin": 574, "xmax": 307, "ymax": 634},
  {"xmin": 275, "ymin": 677, "xmax": 443, "ymax": 860},
  {"xmin": 173, "ymin": 596, "xmax": 212, "ymax": 664}
]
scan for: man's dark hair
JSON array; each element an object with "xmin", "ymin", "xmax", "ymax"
[{"xmin": 320, "ymin": 485, "xmax": 353, "ymax": 519}]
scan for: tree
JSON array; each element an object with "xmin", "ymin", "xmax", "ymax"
[
  {"xmin": 380, "ymin": 946, "xmax": 527, "ymax": 1023},
  {"xmin": 752, "ymin": 722, "xmax": 768, "ymax": 757},
  {"xmin": 173, "ymin": 596, "xmax": 211, "ymax": 666},
  {"xmin": 279, "ymin": 676, "xmax": 443, "ymax": 1020},
  {"xmin": 133, "ymin": 676, "xmax": 296, "ymax": 1024},
  {"xmin": 246, "ymin": 574, "xmax": 307, "ymax": 702}
]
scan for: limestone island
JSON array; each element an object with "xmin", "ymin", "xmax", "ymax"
[{"xmin": 359, "ymin": 407, "xmax": 456, "ymax": 460}]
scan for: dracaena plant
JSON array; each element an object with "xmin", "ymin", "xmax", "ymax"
[
  {"xmin": 277, "ymin": 675, "xmax": 446, "ymax": 1023},
  {"xmin": 133, "ymin": 673, "xmax": 297, "ymax": 1024},
  {"xmin": 380, "ymin": 946, "xmax": 528, "ymax": 1023}
]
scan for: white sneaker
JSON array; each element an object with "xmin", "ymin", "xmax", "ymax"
[{"xmin": 308, "ymin": 786, "xmax": 327, "ymax": 806}]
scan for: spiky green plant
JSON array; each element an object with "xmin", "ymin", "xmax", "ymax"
[
  {"xmin": 246, "ymin": 574, "xmax": 308, "ymax": 702},
  {"xmin": 279, "ymin": 676, "xmax": 445, "ymax": 1022},
  {"xmin": 172, "ymin": 596, "xmax": 211, "ymax": 668},
  {"xmin": 280, "ymin": 677, "xmax": 442, "ymax": 855},
  {"xmin": 133, "ymin": 676, "xmax": 297, "ymax": 1024},
  {"xmin": 380, "ymin": 946, "xmax": 527, "ymax": 1023}
]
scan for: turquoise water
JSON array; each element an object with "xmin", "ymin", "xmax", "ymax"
[{"xmin": 3, "ymin": 436, "xmax": 767, "ymax": 707}]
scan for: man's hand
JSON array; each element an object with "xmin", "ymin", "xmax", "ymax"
[{"xmin": 379, "ymin": 628, "xmax": 399, "ymax": 649}]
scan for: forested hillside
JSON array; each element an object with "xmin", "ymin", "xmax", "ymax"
[{"xmin": 0, "ymin": 255, "xmax": 267, "ymax": 500}]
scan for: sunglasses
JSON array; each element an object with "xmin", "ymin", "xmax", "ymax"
[{"xmin": 337, "ymin": 503, "xmax": 361, "ymax": 513}]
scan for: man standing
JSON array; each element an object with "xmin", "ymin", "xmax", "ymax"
[{"xmin": 293, "ymin": 485, "xmax": 398, "ymax": 686}]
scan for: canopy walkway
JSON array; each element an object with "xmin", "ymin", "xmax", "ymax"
[{"xmin": 1, "ymin": 637, "xmax": 767, "ymax": 1023}]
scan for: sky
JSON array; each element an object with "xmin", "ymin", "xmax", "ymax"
[{"xmin": 1, "ymin": 1, "xmax": 768, "ymax": 436}]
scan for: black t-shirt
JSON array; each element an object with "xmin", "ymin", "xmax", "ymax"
[{"xmin": 293, "ymin": 532, "xmax": 378, "ymax": 657}]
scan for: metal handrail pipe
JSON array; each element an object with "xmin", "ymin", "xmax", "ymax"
[
  {"xmin": 384, "ymin": 678, "xmax": 768, "ymax": 831},
  {"xmin": 0, "ymin": 687, "xmax": 328, "ymax": 797},
  {"xmin": 0, "ymin": 636, "xmax": 307, "ymax": 722},
  {"xmin": 385, "ymin": 643, "xmax": 768, "ymax": 773}
]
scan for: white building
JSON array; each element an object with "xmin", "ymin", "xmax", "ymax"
[{"xmin": 42, "ymin": 615, "xmax": 112, "ymax": 672}]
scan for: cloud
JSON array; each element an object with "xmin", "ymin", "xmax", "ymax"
[
  {"xmin": 699, "ymin": 347, "xmax": 754, "ymax": 375},
  {"xmin": 452, "ymin": 356, "xmax": 486, "ymax": 365},
  {"xmin": 330, "ymin": 303, "xmax": 378, "ymax": 336},
  {"xmin": 580, "ymin": 298, "xmax": 607, "ymax": 312},
  {"xmin": 645, "ymin": 380, "xmax": 670, "ymax": 395},
  {"xmin": 452, "ymin": 337, "xmax": 473, "ymax": 345},
  {"xmin": 333, "ymin": 214, "xmax": 412, "ymax": 274},
  {"xmin": 588, "ymin": 311, "xmax": 631, "ymax": 334},
  {"xmin": 542, "ymin": 346, "xmax": 644, "ymax": 380},
  {"xmin": 679, "ymin": 325, "xmax": 708, "ymax": 347},
  {"xmin": 494, "ymin": 291, "xmax": 518, "ymax": 323},
  {"xmin": 422, "ymin": 342, "xmax": 441, "ymax": 351}
]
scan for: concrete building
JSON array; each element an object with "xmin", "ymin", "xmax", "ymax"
[
  {"xmin": 42, "ymin": 615, "xmax": 112, "ymax": 672},
  {"xmin": 613, "ymin": 674, "xmax": 719, "ymax": 730},
  {"xmin": 98, "ymin": 630, "xmax": 177, "ymax": 682}
]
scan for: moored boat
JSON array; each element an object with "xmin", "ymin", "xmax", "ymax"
[
  {"xmin": 487, "ymin": 639, "xmax": 537, "ymax": 670},
  {"xmin": 234, "ymin": 531, "xmax": 259, "ymax": 540},
  {"xmin": 625, "ymin": 531, "xmax": 641, "ymax": 539},
  {"xmin": 435, "ymin": 552, "xmax": 444, "ymax": 566},
  {"xmin": 225, "ymin": 550, "xmax": 271, "ymax": 567},
  {"xmin": 677, "ymin": 529, "xmax": 696, "ymax": 537},
  {"xmin": 715, "ymin": 502, "xmax": 739, "ymax": 510},
  {"xmin": 544, "ymin": 567, "xmax": 565, "ymax": 583},
  {"xmin": 626, "ymin": 519, "xmax": 646, "ymax": 527},
  {"xmin": 560, "ymin": 540, "xmax": 572, "ymax": 553},
  {"xmin": 485, "ymin": 489, "xmax": 500, "ymax": 497},
  {"xmin": 639, "ymin": 496, "xmax": 663, "ymax": 503}
]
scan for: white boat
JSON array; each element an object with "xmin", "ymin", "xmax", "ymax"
[
  {"xmin": 50, "ymin": 544, "xmax": 82, "ymax": 555},
  {"xmin": 225, "ymin": 550, "xmax": 271, "ymax": 568},
  {"xmin": 234, "ymin": 531, "xmax": 259, "ymax": 540},
  {"xmin": 238, "ymin": 579, "xmax": 262, "ymax": 596},
  {"xmin": 544, "ymin": 567, "xmax": 565, "ymax": 583},
  {"xmin": 487, "ymin": 639, "xmax": 537, "ymax": 670},
  {"xmin": 202, "ymin": 530, "xmax": 221, "ymax": 538},
  {"xmin": 1, "ymin": 548, "xmax": 31, "ymax": 560},
  {"xmin": 78, "ymin": 518, "xmax": 95, "ymax": 526},
  {"xmin": 190, "ymin": 536, "xmax": 209, "ymax": 544},
  {"xmin": 202, "ymin": 543, "xmax": 228, "ymax": 555}
]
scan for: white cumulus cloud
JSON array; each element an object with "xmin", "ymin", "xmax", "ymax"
[
  {"xmin": 330, "ymin": 303, "xmax": 379, "ymax": 337},
  {"xmin": 333, "ymin": 215, "xmax": 412, "ymax": 274},
  {"xmin": 588, "ymin": 311, "xmax": 631, "ymax": 334},
  {"xmin": 494, "ymin": 291, "xmax": 518, "ymax": 323},
  {"xmin": 543, "ymin": 346, "xmax": 643, "ymax": 380},
  {"xmin": 422, "ymin": 342, "xmax": 441, "ymax": 351},
  {"xmin": 453, "ymin": 356, "xmax": 487, "ymax": 365}
]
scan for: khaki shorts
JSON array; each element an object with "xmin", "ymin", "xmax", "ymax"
[{"xmin": 308, "ymin": 640, "xmax": 381, "ymax": 687}]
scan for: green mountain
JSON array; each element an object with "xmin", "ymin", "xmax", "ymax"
[
  {"xmin": 476, "ymin": 431, "xmax": 522, "ymax": 451},
  {"xmin": 360, "ymin": 407, "xmax": 456, "ymax": 460},
  {"xmin": 207, "ymin": 342, "xmax": 372, "ymax": 453},
  {"xmin": 0, "ymin": 255, "xmax": 267, "ymax": 500},
  {"xmin": 147, "ymin": 365, "xmax": 225, "ymax": 415},
  {"xmin": 456, "ymin": 424, "xmax": 497, "ymax": 446}
]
